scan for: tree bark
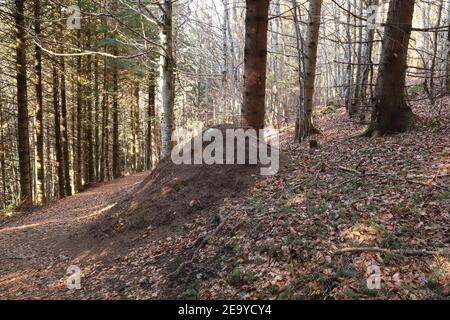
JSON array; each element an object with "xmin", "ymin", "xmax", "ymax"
[
  {"xmin": 60, "ymin": 57, "xmax": 72, "ymax": 196},
  {"xmin": 298, "ymin": 0, "xmax": 322, "ymax": 140},
  {"xmin": 369, "ymin": 0, "xmax": 415, "ymax": 135},
  {"xmin": 15, "ymin": 0, "xmax": 32, "ymax": 206},
  {"xmin": 147, "ymin": 71, "xmax": 156, "ymax": 170},
  {"xmin": 52, "ymin": 66, "xmax": 65, "ymax": 198},
  {"xmin": 85, "ymin": 24, "xmax": 95, "ymax": 184},
  {"xmin": 94, "ymin": 56, "xmax": 100, "ymax": 181},
  {"xmin": 112, "ymin": 47, "xmax": 121, "ymax": 179},
  {"xmin": 76, "ymin": 29, "xmax": 83, "ymax": 191},
  {"xmin": 160, "ymin": 0, "xmax": 175, "ymax": 158},
  {"xmin": 34, "ymin": 0, "xmax": 45, "ymax": 204},
  {"xmin": 241, "ymin": 0, "xmax": 270, "ymax": 130}
]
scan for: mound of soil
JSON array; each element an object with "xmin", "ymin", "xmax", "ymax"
[{"xmin": 89, "ymin": 126, "xmax": 267, "ymax": 242}]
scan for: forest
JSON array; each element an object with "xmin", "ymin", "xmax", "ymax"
[{"xmin": 0, "ymin": 0, "xmax": 448, "ymax": 301}]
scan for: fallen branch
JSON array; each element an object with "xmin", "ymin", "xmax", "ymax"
[
  {"xmin": 167, "ymin": 212, "xmax": 230, "ymax": 279},
  {"xmin": 333, "ymin": 247, "xmax": 449, "ymax": 257},
  {"xmin": 405, "ymin": 179, "xmax": 448, "ymax": 191},
  {"xmin": 338, "ymin": 166, "xmax": 363, "ymax": 175}
]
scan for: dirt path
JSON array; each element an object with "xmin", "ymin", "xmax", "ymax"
[{"xmin": 0, "ymin": 173, "xmax": 148, "ymax": 299}]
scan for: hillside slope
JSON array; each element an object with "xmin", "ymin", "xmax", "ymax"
[{"xmin": 0, "ymin": 100, "xmax": 448, "ymax": 300}]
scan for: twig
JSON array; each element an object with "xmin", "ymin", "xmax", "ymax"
[
  {"xmin": 338, "ymin": 166, "xmax": 363, "ymax": 175},
  {"xmin": 333, "ymin": 247, "xmax": 449, "ymax": 257},
  {"xmin": 405, "ymin": 179, "xmax": 448, "ymax": 191}
]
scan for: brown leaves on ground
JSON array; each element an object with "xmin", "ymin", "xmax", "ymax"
[
  {"xmin": 0, "ymin": 99, "xmax": 449, "ymax": 300},
  {"xmin": 194, "ymin": 100, "xmax": 449, "ymax": 300}
]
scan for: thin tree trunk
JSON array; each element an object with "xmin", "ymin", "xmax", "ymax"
[
  {"xmin": 94, "ymin": 56, "xmax": 100, "ymax": 181},
  {"xmin": 52, "ymin": 66, "xmax": 65, "ymax": 198},
  {"xmin": 429, "ymin": 0, "xmax": 444, "ymax": 104},
  {"xmin": 60, "ymin": 57, "xmax": 72, "ymax": 196},
  {"xmin": 0, "ymin": 95, "xmax": 7, "ymax": 208},
  {"xmin": 76, "ymin": 29, "xmax": 83, "ymax": 191},
  {"xmin": 112, "ymin": 49, "xmax": 121, "ymax": 179},
  {"xmin": 85, "ymin": 24, "xmax": 95, "ymax": 183},
  {"xmin": 446, "ymin": 24, "xmax": 450, "ymax": 93},
  {"xmin": 147, "ymin": 71, "xmax": 156, "ymax": 170},
  {"xmin": 298, "ymin": 0, "xmax": 323, "ymax": 139}
]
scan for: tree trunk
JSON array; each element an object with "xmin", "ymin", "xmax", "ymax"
[
  {"xmin": 15, "ymin": 0, "xmax": 32, "ymax": 206},
  {"xmin": 447, "ymin": 31, "xmax": 450, "ymax": 93},
  {"xmin": 131, "ymin": 84, "xmax": 138, "ymax": 172},
  {"xmin": 76, "ymin": 29, "xmax": 83, "ymax": 191},
  {"xmin": 94, "ymin": 56, "xmax": 100, "ymax": 181},
  {"xmin": 52, "ymin": 66, "xmax": 65, "ymax": 198},
  {"xmin": 147, "ymin": 71, "xmax": 156, "ymax": 170},
  {"xmin": 34, "ymin": 0, "xmax": 45, "ymax": 204},
  {"xmin": 100, "ymin": 14, "xmax": 108, "ymax": 182},
  {"xmin": 112, "ymin": 48, "xmax": 121, "ymax": 179},
  {"xmin": 160, "ymin": 0, "xmax": 175, "ymax": 158},
  {"xmin": 429, "ymin": 0, "xmax": 444, "ymax": 105},
  {"xmin": 60, "ymin": 57, "xmax": 72, "ymax": 196},
  {"xmin": 298, "ymin": 0, "xmax": 322, "ymax": 140},
  {"xmin": 85, "ymin": 25, "xmax": 95, "ymax": 184},
  {"xmin": 241, "ymin": 0, "xmax": 270, "ymax": 130},
  {"xmin": 369, "ymin": 0, "xmax": 415, "ymax": 135}
]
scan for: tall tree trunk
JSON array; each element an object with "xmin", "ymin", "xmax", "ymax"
[
  {"xmin": 94, "ymin": 56, "xmax": 100, "ymax": 181},
  {"xmin": 112, "ymin": 48, "xmax": 121, "ymax": 179},
  {"xmin": 353, "ymin": 0, "xmax": 377, "ymax": 109},
  {"xmin": 344, "ymin": 0, "xmax": 353, "ymax": 112},
  {"xmin": 241, "ymin": 0, "xmax": 270, "ymax": 130},
  {"xmin": 34, "ymin": 0, "xmax": 45, "ymax": 204},
  {"xmin": 134, "ymin": 83, "xmax": 141, "ymax": 171},
  {"xmin": 147, "ymin": 71, "xmax": 156, "ymax": 170},
  {"xmin": 446, "ymin": 24, "xmax": 450, "ymax": 93},
  {"xmin": 60, "ymin": 57, "xmax": 72, "ymax": 196},
  {"xmin": 15, "ymin": 0, "xmax": 32, "ymax": 206},
  {"xmin": 369, "ymin": 0, "xmax": 415, "ymax": 135},
  {"xmin": 298, "ymin": 0, "xmax": 322, "ymax": 140},
  {"xmin": 160, "ymin": 0, "xmax": 175, "ymax": 158},
  {"xmin": 130, "ymin": 84, "xmax": 137, "ymax": 172},
  {"xmin": 111, "ymin": 0, "xmax": 121, "ymax": 178},
  {"xmin": 85, "ymin": 24, "xmax": 95, "ymax": 183},
  {"xmin": 0, "ymin": 95, "xmax": 7, "ymax": 208},
  {"xmin": 52, "ymin": 66, "xmax": 65, "ymax": 198},
  {"xmin": 292, "ymin": 0, "xmax": 306, "ymax": 140},
  {"xmin": 100, "ymin": 13, "xmax": 108, "ymax": 182},
  {"xmin": 76, "ymin": 29, "xmax": 83, "ymax": 191},
  {"xmin": 429, "ymin": 0, "xmax": 444, "ymax": 104}
]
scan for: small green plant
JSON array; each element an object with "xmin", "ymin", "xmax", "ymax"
[
  {"xmin": 269, "ymin": 284, "xmax": 280, "ymax": 295},
  {"xmin": 182, "ymin": 287, "xmax": 198, "ymax": 300},
  {"xmin": 245, "ymin": 271, "xmax": 255, "ymax": 285},
  {"xmin": 423, "ymin": 271, "xmax": 442, "ymax": 290},
  {"xmin": 280, "ymin": 205, "xmax": 294, "ymax": 216},
  {"xmin": 225, "ymin": 240, "xmax": 240, "ymax": 256},
  {"xmin": 381, "ymin": 231, "xmax": 401, "ymax": 249},
  {"xmin": 247, "ymin": 197, "xmax": 266, "ymax": 211},
  {"xmin": 321, "ymin": 106, "xmax": 335, "ymax": 115},
  {"xmin": 230, "ymin": 268, "xmax": 242, "ymax": 285},
  {"xmin": 335, "ymin": 267, "xmax": 357, "ymax": 278},
  {"xmin": 259, "ymin": 241, "xmax": 283, "ymax": 259},
  {"xmin": 406, "ymin": 83, "xmax": 424, "ymax": 97}
]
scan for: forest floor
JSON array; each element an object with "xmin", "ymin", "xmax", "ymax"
[{"xmin": 0, "ymin": 98, "xmax": 449, "ymax": 300}]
